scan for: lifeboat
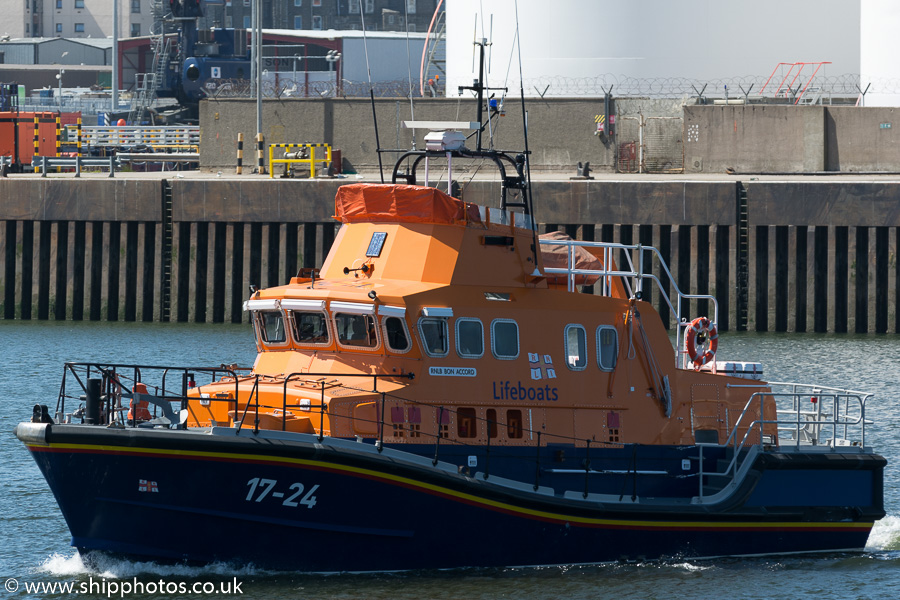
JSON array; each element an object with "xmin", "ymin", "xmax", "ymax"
[{"xmin": 14, "ymin": 59, "xmax": 885, "ymax": 572}]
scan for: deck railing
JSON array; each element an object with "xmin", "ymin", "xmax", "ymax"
[
  {"xmin": 538, "ymin": 238, "xmax": 718, "ymax": 368},
  {"xmin": 696, "ymin": 381, "xmax": 872, "ymax": 498}
]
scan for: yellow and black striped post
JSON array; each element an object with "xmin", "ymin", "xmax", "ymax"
[
  {"xmin": 256, "ymin": 133, "xmax": 264, "ymax": 174},
  {"xmin": 55, "ymin": 116, "xmax": 61, "ymax": 172},
  {"xmin": 33, "ymin": 115, "xmax": 40, "ymax": 173},
  {"xmin": 236, "ymin": 132, "xmax": 243, "ymax": 174},
  {"xmin": 76, "ymin": 117, "xmax": 83, "ymax": 157}
]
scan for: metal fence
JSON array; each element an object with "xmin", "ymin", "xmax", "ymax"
[{"xmin": 615, "ymin": 115, "xmax": 684, "ymax": 174}]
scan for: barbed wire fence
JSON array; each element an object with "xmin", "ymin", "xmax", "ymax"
[{"xmin": 202, "ymin": 73, "xmax": 900, "ymax": 101}]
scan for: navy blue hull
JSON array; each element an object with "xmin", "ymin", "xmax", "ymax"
[{"xmin": 22, "ymin": 425, "xmax": 885, "ymax": 572}]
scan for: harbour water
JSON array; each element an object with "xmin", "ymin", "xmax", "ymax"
[{"xmin": 2, "ymin": 320, "xmax": 900, "ymax": 599}]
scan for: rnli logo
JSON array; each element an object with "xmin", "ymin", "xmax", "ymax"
[
  {"xmin": 138, "ymin": 479, "xmax": 159, "ymax": 493},
  {"xmin": 528, "ymin": 353, "xmax": 556, "ymax": 380}
]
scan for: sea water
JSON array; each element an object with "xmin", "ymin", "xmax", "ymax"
[{"xmin": 2, "ymin": 321, "xmax": 900, "ymax": 599}]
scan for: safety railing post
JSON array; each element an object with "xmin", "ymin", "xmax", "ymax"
[
  {"xmin": 583, "ymin": 439, "xmax": 591, "ymax": 498},
  {"xmin": 433, "ymin": 406, "xmax": 444, "ymax": 466},
  {"xmin": 377, "ymin": 392, "xmax": 386, "ymax": 452},
  {"xmin": 319, "ymin": 381, "xmax": 326, "ymax": 442}
]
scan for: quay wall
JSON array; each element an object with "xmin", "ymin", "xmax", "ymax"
[
  {"xmin": 1, "ymin": 177, "xmax": 899, "ymax": 334},
  {"xmin": 203, "ymin": 99, "xmax": 900, "ymax": 175}
]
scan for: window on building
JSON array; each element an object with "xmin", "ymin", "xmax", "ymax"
[
  {"xmin": 565, "ymin": 324, "xmax": 587, "ymax": 370},
  {"xmin": 289, "ymin": 311, "xmax": 330, "ymax": 346},
  {"xmin": 597, "ymin": 326, "xmax": 618, "ymax": 371},
  {"xmin": 130, "ymin": 23, "xmax": 140, "ymax": 36},
  {"xmin": 293, "ymin": 15, "xmax": 302, "ymax": 28},
  {"xmin": 131, "ymin": 0, "xmax": 140, "ymax": 13},
  {"xmin": 243, "ymin": 15, "xmax": 251, "ymax": 27},
  {"xmin": 335, "ymin": 313, "xmax": 378, "ymax": 348},
  {"xmin": 507, "ymin": 409, "xmax": 523, "ymax": 439},
  {"xmin": 74, "ymin": 23, "xmax": 85, "ymax": 33},
  {"xmin": 294, "ymin": 0, "xmax": 301, "ymax": 5},
  {"xmin": 312, "ymin": 15, "xmax": 323, "ymax": 29},
  {"xmin": 56, "ymin": 0, "xmax": 62, "ymax": 8},
  {"xmin": 348, "ymin": 0, "xmax": 359, "ymax": 13},
  {"xmin": 406, "ymin": 0, "xmax": 416, "ymax": 14},
  {"xmin": 383, "ymin": 316, "xmax": 411, "ymax": 353},
  {"xmin": 491, "ymin": 319, "xmax": 519, "ymax": 360},
  {"xmin": 457, "ymin": 408, "xmax": 476, "ymax": 438},
  {"xmin": 243, "ymin": 0, "xmax": 250, "ymax": 5},
  {"xmin": 456, "ymin": 318, "xmax": 483, "ymax": 358},
  {"xmin": 365, "ymin": 0, "xmax": 374, "ymax": 13},
  {"xmin": 56, "ymin": 23, "xmax": 63, "ymax": 33},
  {"xmin": 74, "ymin": 0, "xmax": 84, "ymax": 7},
  {"xmin": 312, "ymin": 0, "xmax": 321, "ymax": 5},
  {"xmin": 407, "ymin": 24, "xmax": 416, "ymax": 32},
  {"xmin": 418, "ymin": 317, "xmax": 448, "ymax": 357}
]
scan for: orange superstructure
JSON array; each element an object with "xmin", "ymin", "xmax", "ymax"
[{"xmin": 186, "ymin": 183, "xmax": 776, "ymax": 450}]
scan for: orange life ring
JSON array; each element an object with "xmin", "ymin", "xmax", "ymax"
[
  {"xmin": 685, "ymin": 317, "xmax": 718, "ymax": 369},
  {"xmin": 127, "ymin": 382, "xmax": 152, "ymax": 422}
]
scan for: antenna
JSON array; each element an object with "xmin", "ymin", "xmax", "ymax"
[
  {"xmin": 403, "ymin": 0, "xmax": 416, "ymax": 149},
  {"xmin": 358, "ymin": 0, "xmax": 385, "ymax": 183},
  {"xmin": 514, "ymin": 0, "xmax": 538, "ymax": 249}
]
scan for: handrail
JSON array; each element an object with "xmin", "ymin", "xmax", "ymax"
[
  {"xmin": 539, "ymin": 238, "xmax": 718, "ymax": 367},
  {"xmin": 697, "ymin": 381, "xmax": 872, "ymax": 499}
]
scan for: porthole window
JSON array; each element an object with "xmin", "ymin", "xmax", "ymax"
[
  {"xmin": 456, "ymin": 318, "xmax": 484, "ymax": 358},
  {"xmin": 597, "ymin": 325, "xmax": 618, "ymax": 371},
  {"xmin": 565, "ymin": 324, "xmax": 587, "ymax": 370},
  {"xmin": 289, "ymin": 311, "xmax": 330, "ymax": 346},
  {"xmin": 335, "ymin": 313, "xmax": 379, "ymax": 349},
  {"xmin": 383, "ymin": 316, "xmax": 411, "ymax": 353},
  {"xmin": 418, "ymin": 317, "xmax": 449, "ymax": 357},
  {"xmin": 491, "ymin": 319, "xmax": 519, "ymax": 360},
  {"xmin": 256, "ymin": 311, "xmax": 287, "ymax": 346}
]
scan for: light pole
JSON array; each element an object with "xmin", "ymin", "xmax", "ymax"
[{"xmin": 57, "ymin": 51, "xmax": 68, "ymax": 111}]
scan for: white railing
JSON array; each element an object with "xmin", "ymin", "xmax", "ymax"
[
  {"xmin": 538, "ymin": 238, "xmax": 717, "ymax": 367},
  {"xmin": 64, "ymin": 125, "xmax": 199, "ymax": 149}
]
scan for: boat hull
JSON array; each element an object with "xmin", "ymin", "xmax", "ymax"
[{"xmin": 19, "ymin": 424, "xmax": 885, "ymax": 571}]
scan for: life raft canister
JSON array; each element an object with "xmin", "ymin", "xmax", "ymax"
[
  {"xmin": 685, "ymin": 316, "xmax": 718, "ymax": 369},
  {"xmin": 128, "ymin": 382, "xmax": 152, "ymax": 421}
]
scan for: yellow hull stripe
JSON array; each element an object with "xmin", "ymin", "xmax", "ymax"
[{"xmin": 29, "ymin": 442, "xmax": 872, "ymax": 531}]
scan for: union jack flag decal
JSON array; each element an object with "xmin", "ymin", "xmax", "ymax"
[{"xmin": 138, "ymin": 479, "xmax": 159, "ymax": 493}]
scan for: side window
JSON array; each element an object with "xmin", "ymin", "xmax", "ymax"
[
  {"xmin": 256, "ymin": 311, "xmax": 286, "ymax": 345},
  {"xmin": 418, "ymin": 317, "xmax": 449, "ymax": 357},
  {"xmin": 506, "ymin": 409, "xmax": 523, "ymax": 439},
  {"xmin": 383, "ymin": 316, "xmax": 411, "ymax": 353},
  {"xmin": 456, "ymin": 318, "xmax": 484, "ymax": 358},
  {"xmin": 486, "ymin": 408, "xmax": 498, "ymax": 439},
  {"xmin": 335, "ymin": 313, "xmax": 378, "ymax": 348},
  {"xmin": 565, "ymin": 324, "xmax": 587, "ymax": 370},
  {"xmin": 597, "ymin": 326, "xmax": 618, "ymax": 371},
  {"xmin": 457, "ymin": 407, "xmax": 477, "ymax": 438},
  {"xmin": 289, "ymin": 311, "xmax": 330, "ymax": 346},
  {"xmin": 491, "ymin": 319, "xmax": 519, "ymax": 360}
]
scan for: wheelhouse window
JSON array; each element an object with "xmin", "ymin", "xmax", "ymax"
[
  {"xmin": 335, "ymin": 313, "xmax": 378, "ymax": 348},
  {"xmin": 383, "ymin": 316, "xmax": 411, "ymax": 353},
  {"xmin": 289, "ymin": 311, "xmax": 330, "ymax": 346},
  {"xmin": 456, "ymin": 318, "xmax": 484, "ymax": 358},
  {"xmin": 565, "ymin": 324, "xmax": 587, "ymax": 370},
  {"xmin": 491, "ymin": 319, "xmax": 519, "ymax": 360},
  {"xmin": 256, "ymin": 311, "xmax": 287, "ymax": 345},
  {"xmin": 418, "ymin": 317, "xmax": 449, "ymax": 357},
  {"xmin": 597, "ymin": 326, "xmax": 618, "ymax": 371}
]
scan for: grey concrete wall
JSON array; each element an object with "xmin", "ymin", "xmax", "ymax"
[
  {"xmin": 748, "ymin": 182, "xmax": 900, "ymax": 226},
  {"xmin": 199, "ymin": 97, "xmax": 619, "ymax": 173},
  {"xmin": 684, "ymin": 105, "xmax": 825, "ymax": 174},
  {"xmin": 825, "ymin": 107, "xmax": 900, "ymax": 172},
  {"xmin": 0, "ymin": 179, "xmax": 160, "ymax": 221}
]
